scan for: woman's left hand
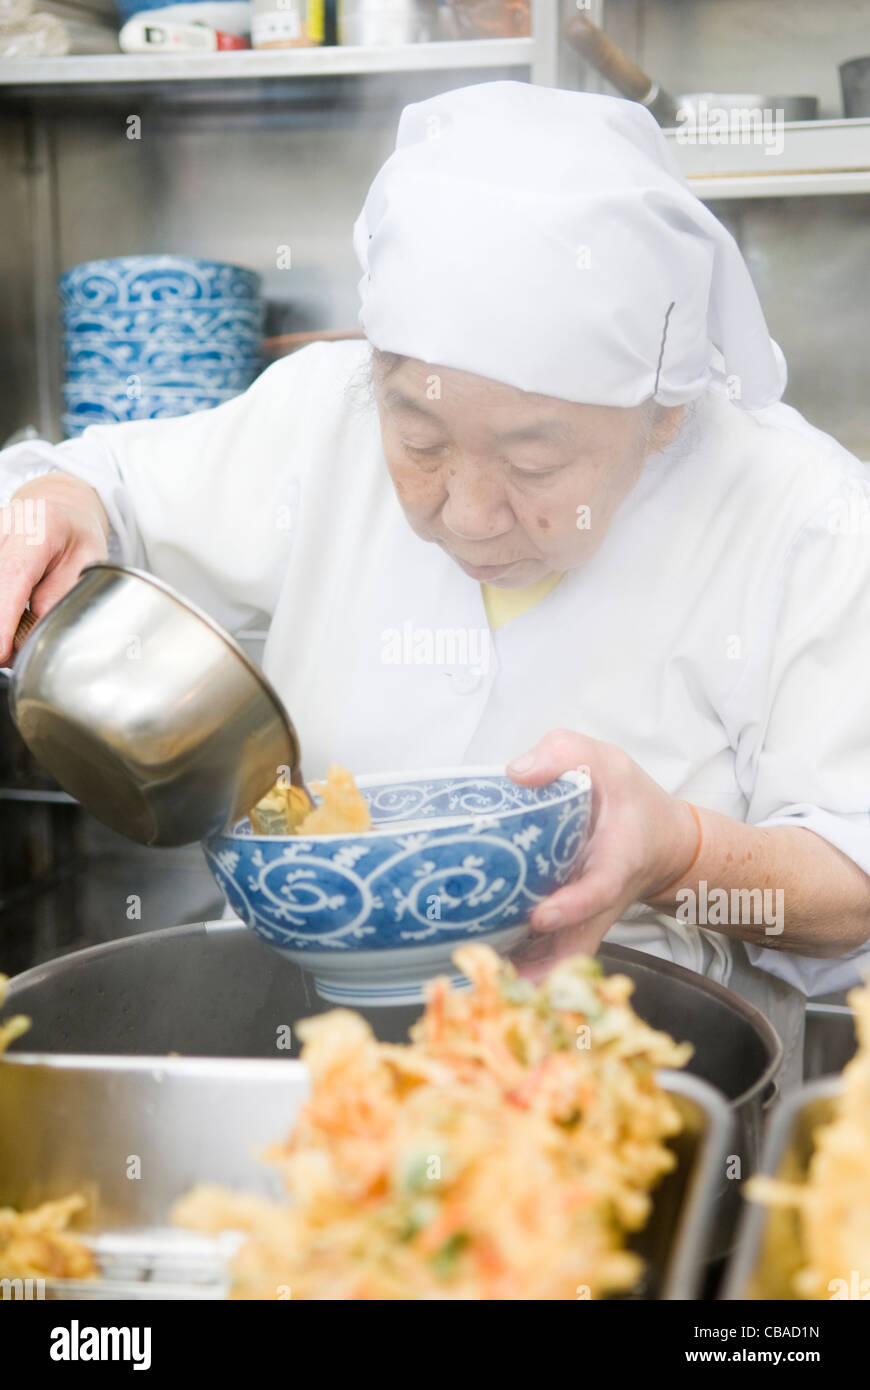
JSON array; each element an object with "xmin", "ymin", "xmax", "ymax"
[{"xmin": 507, "ymin": 729, "xmax": 698, "ymax": 976}]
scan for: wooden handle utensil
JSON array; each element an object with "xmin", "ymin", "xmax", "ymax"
[{"xmin": 12, "ymin": 608, "xmax": 38, "ymax": 653}]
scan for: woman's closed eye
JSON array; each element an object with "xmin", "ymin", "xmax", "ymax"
[
  {"xmin": 402, "ymin": 440, "xmax": 450, "ymax": 460},
  {"xmin": 509, "ymin": 460, "xmax": 567, "ymax": 481}
]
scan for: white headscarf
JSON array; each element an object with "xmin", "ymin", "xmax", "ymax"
[{"xmin": 354, "ymin": 81, "xmax": 786, "ymax": 411}]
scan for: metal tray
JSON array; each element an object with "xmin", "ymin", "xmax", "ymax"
[
  {"xmin": 720, "ymin": 1076, "xmax": 841, "ymax": 1300},
  {"xmin": 0, "ymin": 1054, "xmax": 732, "ymax": 1300}
]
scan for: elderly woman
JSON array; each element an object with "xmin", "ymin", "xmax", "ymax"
[{"xmin": 1, "ymin": 83, "xmax": 868, "ymax": 1088}]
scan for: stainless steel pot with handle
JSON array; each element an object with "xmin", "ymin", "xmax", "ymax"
[{"xmin": 9, "ymin": 564, "xmax": 299, "ymax": 847}]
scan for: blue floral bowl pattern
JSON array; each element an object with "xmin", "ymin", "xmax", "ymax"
[
  {"xmin": 203, "ymin": 767, "xmax": 592, "ymax": 1006},
  {"xmin": 59, "ymin": 256, "xmax": 260, "ymax": 307},
  {"xmin": 65, "ymin": 364, "xmax": 261, "ymax": 393},
  {"xmin": 64, "ymin": 338, "xmax": 262, "ymax": 377},
  {"xmin": 63, "ymin": 304, "xmax": 264, "ymax": 342},
  {"xmin": 62, "ymin": 384, "xmax": 239, "ymax": 434},
  {"xmin": 59, "ymin": 259, "xmax": 264, "ymax": 439}
]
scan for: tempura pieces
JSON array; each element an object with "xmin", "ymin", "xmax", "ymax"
[
  {"xmin": 295, "ymin": 764, "xmax": 372, "ymax": 836},
  {"xmin": 748, "ymin": 983, "xmax": 870, "ymax": 1300},
  {"xmin": 0, "ymin": 979, "xmax": 97, "ymax": 1288},
  {"xmin": 249, "ymin": 764, "xmax": 372, "ymax": 836},
  {"xmin": 0, "ymin": 1195, "xmax": 97, "ymax": 1283},
  {"xmin": 174, "ymin": 945, "xmax": 692, "ymax": 1300}
]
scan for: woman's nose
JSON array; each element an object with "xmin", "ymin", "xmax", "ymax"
[{"xmin": 440, "ymin": 466, "xmax": 514, "ymax": 540}]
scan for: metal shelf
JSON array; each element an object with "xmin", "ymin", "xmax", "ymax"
[
  {"xmin": 0, "ymin": 787, "xmax": 77, "ymax": 804},
  {"xmin": 0, "ymin": 37, "xmax": 538, "ymax": 93},
  {"xmin": 667, "ymin": 118, "xmax": 870, "ymax": 198},
  {"xmin": 688, "ymin": 171, "xmax": 870, "ymax": 199}
]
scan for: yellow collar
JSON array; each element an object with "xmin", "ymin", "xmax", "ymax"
[{"xmin": 481, "ymin": 572, "xmax": 564, "ymax": 631}]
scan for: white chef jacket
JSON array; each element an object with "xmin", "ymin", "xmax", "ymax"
[{"xmin": 3, "ymin": 340, "xmax": 870, "ymax": 1068}]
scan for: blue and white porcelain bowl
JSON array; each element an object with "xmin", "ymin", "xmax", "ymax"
[
  {"xmin": 63, "ymin": 304, "xmax": 264, "ymax": 342},
  {"xmin": 202, "ymin": 766, "xmax": 592, "ymax": 1007},
  {"xmin": 64, "ymin": 337, "xmax": 262, "ymax": 377},
  {"xmin": 63, "ymin": 383, "xmax": 239, "ymax": 430},
  {"xmin": 59, "ymin": 257, "xmax": 261, "ymax": 308},
  {"xmin": 62, "ymin": 414, "xmax": 88, "ymax": 439},
  {"xmin": 65, "ymin": 364, "xmax": 261, "ymax": 393}
]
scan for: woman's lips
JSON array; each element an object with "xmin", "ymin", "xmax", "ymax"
[{"xmin": 455, "ymin": 557, "xmax": 520, "ymax": 581}]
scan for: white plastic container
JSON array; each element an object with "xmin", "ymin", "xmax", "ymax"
[{"xmin": 250, "ymin": 0, "xmax": 323, "ymax": 48}]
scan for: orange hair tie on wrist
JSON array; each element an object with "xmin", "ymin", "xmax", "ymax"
[{"xmin": 653, "ymin": 802, "xmax": 703, "ymax": 897}]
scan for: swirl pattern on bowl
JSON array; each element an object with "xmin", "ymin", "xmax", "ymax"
[
  {"xmin": 65, "ymin": 364, "xmax": 261, "ymax": 392},
  {"xmin": 63, "ymin": 304, "xmax": 264, "ymax": 341},
  {"xmin": 62, "ymin": 384, "xmax": 239, "ymax": 430},
  {"xmin": 59, "ymin": 256, "xmax": 261, "ymax": 308},
  {"xmin": 64, "ymin": 338, "xmax": 262, "ymax": 376}
]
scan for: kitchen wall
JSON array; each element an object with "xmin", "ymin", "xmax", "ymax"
[
  {"xmin": 710, "ymin": 194, "xmax": 870, "ymax": 457},
  {"xmin": 0, "ymin": 112, "xmax": 43, "ymax": 441},
  {"xmin": 50, "ymin": 103, "xmax": 390, "ymax": 332}
]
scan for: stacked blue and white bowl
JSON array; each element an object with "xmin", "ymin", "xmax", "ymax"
[{"xmin": 60, "ymin": 255, "xmax": 264, "ymax": 438}]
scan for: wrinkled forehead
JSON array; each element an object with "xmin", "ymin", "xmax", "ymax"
[
  {"xmin": 369, "ymin": 355, "xmax": 650, "ymax": 453},
  {"xmin": 375, "ymin": 354, "xmax": 555, "ymax": 403},
  {"xmin": 374, "ymin": 355, "xmax": 649, "ymax": 443}
]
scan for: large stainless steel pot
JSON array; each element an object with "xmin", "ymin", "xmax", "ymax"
[
  {"xmin": 1, "ymin": 922, "xmax": 776, "ymax": 1062},
  {"xmin": 3, "ymin": 922, "xmax": 779, "ymax": 1150}
]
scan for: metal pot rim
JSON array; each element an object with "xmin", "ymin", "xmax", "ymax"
[
  {"xmin": 600, "ymin": 940, "xmax": 784, "ymax": 1109},
  {"xmin": 5, "ymin": 923, "xmax": 784, "ymax": 1109},
  {"xmin": 720, "ymin": 1073, "xmax": 843, "ymax": 1299}
]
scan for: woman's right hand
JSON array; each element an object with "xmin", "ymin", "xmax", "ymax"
[{"xmin": 0, "ymin": 473, "xmax": 110, "ymax": 666}]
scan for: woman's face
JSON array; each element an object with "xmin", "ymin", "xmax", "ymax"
[{"xmin": 375, "ymin": 356, "xmax": 683, "ymax": 589}]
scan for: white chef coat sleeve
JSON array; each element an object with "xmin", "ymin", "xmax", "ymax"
[
  {"xmin": 0, "ymin": 350, "xmax": 326, "ymax": 634},
  {"xmin": 0, "ymin": 434, "xmax": 131, "ymax": 566},
  {"xmin": 740, "ymin": 469, "xmax": 870, "ymax": 996}
]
